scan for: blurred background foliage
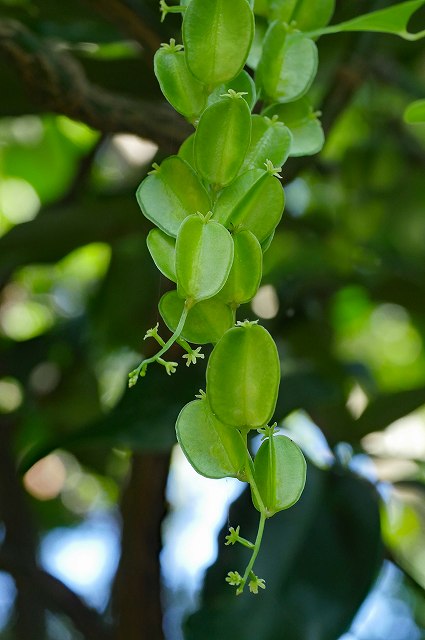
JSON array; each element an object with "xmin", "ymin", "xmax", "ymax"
[{"xmin": 0, "ymin": 0, "xmax": 425, "ymax": 639}]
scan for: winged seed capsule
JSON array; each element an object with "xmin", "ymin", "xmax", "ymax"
[
  {"xmin": 136, "ymin": 156, "xmax": 211, "ymax": 237},
  {"xmin": 253, "ymin": 435, "xmax": 307, "ymax": 517},
  {"xmin": 175, "ymin": 213, "xmax": 234, "ymax": 303},
  {"xmin": 217, "ymin": 229, "xmax": 262, "ymax": 307},
  {"xmin": 206, "ymin": 322, "xmax": 280, "ymax": 430},
  {"xmin": 183, "ymin": 0, "xmax": 254, "ymax": 85},
  {"xmin": 159, "ymin": 290, "xmax": 233, "ymax": 344},
  {"xmin": 176, "ymin": 397, "xmax": 247, "ymax": 479},
  {"xmin": 256, "ymin": 22, "xmax": 318, "ymax": 103},
  {"xmin": 194, "ymin": 92, "xmax": 252, "ymax": 187},
  {"xmin": 154, "ymin": 39, "xmax": 206, "ymax": 121},
  {"xmin": 213, "ymin": 165, "xmax": 285, "ymax": 243}
]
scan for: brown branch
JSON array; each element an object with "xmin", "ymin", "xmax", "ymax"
[
  {"xmin": 82, "ymin": 0, "xmax": 162, "ymax": 64},
  {"xmin": 0, "ymin": 548, "xmax": 113, "ymax": 640},
  {"xmin": 0, "ymin": 418, "xmax": 46, "ymax": 639},
  {"xmin": 112, "ymin": 452, "xmax": 171, "ymax": 640},
  {"xmin": 0, "ymin": 418, "xmax": 113, "ymax": 639},
  {"xmin": 0, "ymin": 19, "xmax": 191, "ymax": 152}
]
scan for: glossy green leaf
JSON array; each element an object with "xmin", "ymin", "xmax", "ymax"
[
  {"xmin": 254, "ymin": 435, "xmax": 306, "ymax": 517},
  {"xmin": 146, "ymin": 228, "xmax": 176, "ymax": 282},
  {"xmin": 207, "ymin": 322, "xmax": 280, "ymax": 429},
  {"xmin": 176, "ymin": 398, "xmax": 247, "ymax": 479},
  {"xmin": 207, "ymin": 70, "xmax": 257, "ymax": 111},
  {"xmin": 186, "ymin": 468, "xmax": 383, "ymax": 639},
  {"xmin": 136, "ymin": 156, "xmax": 211, "ymax": 237},
  {"xmin": 263, "ymin": 98, "xmax": 325, "ymax": 156},
  {"xmin": 242, "ymin": 114, "xmax": 292, "ymax": 171},
  {"xmin": 175, "ymin": 214, "xmax": 234, "ymax": 302},
  {"xmin": 268, "ymin": 0, "xmax": 335, "ymax": 32},
  {"xmin": 213, "ymin": 169, "xmax": 285, "ymax": 243},
  {"xmin": 404, "ymin": 99, "xmax": 425, "ymax": 123},
  {"xmin": 218, "ymin": 229, "xmax": 262, "ymax": 306},
  {"xmin": 159, "ymin": 290, "xmax": 233, "ymax": 344},
  {"xmin": 154, "ymin": 41, "xmax": 207, "ymax": 121},
  {"xmin": 309, "ymin": 0, "xmax": 425, "ymax": 40},
  {"xmin": 183, "ymin": 0, "xmax": 255, "ymax": 85},
  {"xmin": 256, "ymin": 22, "xmax": 318, "ymax": 103},
  {"xmin": 195, "ymin": 94, "xmax": 252, "ymax": 186}
]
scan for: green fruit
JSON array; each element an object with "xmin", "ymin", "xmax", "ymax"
[
  {"xmin": 207, "ymin": 322, "xmax": 280, "ymax": 430},
  {"xmin": 146, "ymin": 229, "xmax": 176, "ymax": 282},
  {"xmin": 253, "ymin": 435, "xmax": 307, "ymax": 517},
  {"xmin": 261, "ymin": 230, "xmax": 275, "ymax": 253},
  {"xmin": 213, "ymin": 168, "xmax": 285, "ymax": 243},
  {"xmin": 263, "ymin": 98, "xmax": 324, "ymax": 156},
  {"xmin": 195, "ymin": 92, "xmax": 252, "ymax": 187},
  {"xmin": 183, "ymin": 0, "xmax": 255, "ymax": 85},
  {"xmin": 176, "ymin": 398, "xmax": 247, "ymax": 479},
  {"xmin": 178, "ymin": 133, "xmax": 196, "ymax": 170},
  {"xmin": 175, "ymin": 213, "xmax": 234, "ymax": 303},
  {"xmin": 136, "ymin": 156, "xmax": 211, "ymax": 237},
  {"xmin": 218, "ymin": 229, "xmax": 262, "ymax": 306},
  {"xmin": 159, "ymin": 290, "xmax": 233, "ymax": 344},
  {"xmin": 208, "ymin": 70, "xmax": 257, "ymax": 111},
  {"xmin": 256, "ymin": 22, "xmax": 318, "ymax": 103},
  {"xmin": 247, "ymin": 17, "xmax": 268, "ymax": 69},
  {"xmin": 268, "ymin": 0, "xmax": 335, "ymax": 31},
  {"xmin": 154, "ymin": 40, "xmax": 206, "ymax": 121},
  {"xmin": 242, "ymin": 114, "xmax": 292, "ymax": 171}
]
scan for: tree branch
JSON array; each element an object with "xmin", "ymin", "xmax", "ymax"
[
  {"xmin": 0, "ymin": 548, "xmax": 113, "ymax": 640},
  {"xmin": 82, "ymin": 0, "xmax": 162, "ymax": 63},
  {"xmin": 0, "ymin": 418, "xmax": 46, "ymax": 639},
  {"xmin": 112, "ymin": 452, "xmax": 170, "ymax": 640},
  {"xmin": 0, "ymin": 19, "xmax": 191, "ymax": 152},
  {"xmin": 0, "ymin": 418, "xmax": 112, "ymax": 639}
]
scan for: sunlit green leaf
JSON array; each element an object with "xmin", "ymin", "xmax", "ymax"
[{"xmin": 309, "ymin": 0, "xmax": 425, "ymax": 40}]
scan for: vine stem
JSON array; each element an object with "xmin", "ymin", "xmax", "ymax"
[
  {"xmin": 148, "ymin": 326, "xmax": 194, "ymax": 356},
  {"xmin": 234, "ymin": 433, "xmax": 268, "ymax": 594},
  {"xmin": 243, "ymin": 432, "xmax": 267, "ymax": 516},
  {"xmin": 305, "ymin": 27, "xmax": 425, "ymax": 42},
  {"xmin": 129, "ymin": 302, "xmax": 191, "ymax": 384},
  {"xmin": 237, "ymin": 511, "xmax": 267, "ymax": 595}
]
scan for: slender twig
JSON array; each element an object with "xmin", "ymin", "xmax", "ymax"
[
  {"xmin": 0, "ymin": 549, "xmax": 112, "ymax": 640},
  {"xmin": 238, "ymin": 512, "xmax": 267, "ymax": 595},
  {"xmin": 129, "ymin": 302, "xmax": 191, "ymax": 384},
  {"xmin": 228, "ymin": 435, "xmax": 269, "ymax": 595}
]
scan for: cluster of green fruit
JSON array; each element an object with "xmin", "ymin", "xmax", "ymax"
[
  {"xmin": 129, "ymin": 0, "xmax": 331, "ymax": 595},
  {"xmin": 125, "ymin": 0, "xmax": 425, "ymax": 596}
]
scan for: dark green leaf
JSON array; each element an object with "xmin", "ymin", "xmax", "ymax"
[
  {"xmin": 185, "ymin": 465, "xmax": 383, "ymax": 640},
  {"xmin": 310, "ymin": 0, "xmax": 425, "ymax": 40}
]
